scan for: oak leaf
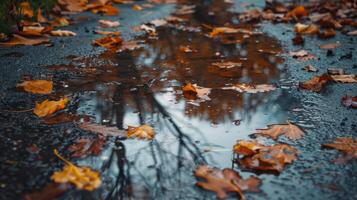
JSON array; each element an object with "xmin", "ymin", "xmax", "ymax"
[
  {"xmin": 234, "ymin": 140, "xmax": 298, "ymax": 172},
  {"xmin": 78, "ymin": 123, "xmax": 125, "ymax": 137},
  {"xmin": 34, "ymin": 98, "xmax": 69, "ymax": 117},
  {"xmin": 194, "ymin": 165, "xmax": 261, "ymax": 200},
  {"xmin": 50, "ymin": 30, "xmax": 77, "ymax": 37},
  {"xmin": 51, "ymin": 149, "xmax": 101, "ymax": 191},
  {"xmin": 222, "ymin": 83, "xmax": 276, "ymax": 93},
  {"xmin": 126, "ymin": 125, "xmax": 154, "ymax": 140},
  {"xmin": 17, "ymin": 80, "xmax": 53, "ymax": 94},
  {"xmin": 0, "ymin": 34, "xmax": 50, "ymax": 46},
  {"xmin": 252, "ymin": 122, "xmax": 304, "ymax": 140}
]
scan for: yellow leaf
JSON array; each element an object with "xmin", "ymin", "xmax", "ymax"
[
  {"xmin": 17, "ymin": 80, "xmax": 53, "ymax": 94},
  {"xmin": 34, "ymin": 98, "xmax": 69, "ymax": 117},
  {"xmin": 51, "ymin": 149, "xmax": 101, "ymax": 191},
  {"xmin": 126, "ymin": 125, "xmax": 154, "ymax": 140}
]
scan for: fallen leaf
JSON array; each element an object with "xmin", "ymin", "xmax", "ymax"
[
  {"xmin": 327, "ymin": 68, "xmax": 344, "ymax": 75},
  {"xmin": 98, "ymin": 19, "xmax": 120, "ymax": 28},
  {"xmin": 319, "ymin": 41, "xmax": 340, "ymax": 50},
  {"xmin": 17, "ymin": 80, "xmax": 53, "ymax": 94},
  {"xmin": 50, "ymin": 30, "xmax": 77, "ymax": 37},
  {"xmin": 330, "ymin": 74, "xmax": 357, "ymax": 83},
  {"xmin": 94, "ymin": 30, "xmax": 121, "ymax": 35},
  {"xmin": 0, "ymin": 34, "xmax": 50, "ymax": 46},
  {"xmin": 24, "ymin": 183, "xmax": 70, "ymax": 200},
  {"xmin": 150, "ymin": 19, "xmax": 167, "ymax": 27},
  {"xmin": 346, "ymin": 30, "xmax": 357, "ymax": 36},
  {"xmin": 299, "ymin": 74, "xmax": 331, "ymax": 92},
  {"xmin": 194, "ymin": 165, "xmax": 261, "ymax": 200},
  {"xmin": 132, "ymin": 4, "xmax": 143, "ymax": 11},
  {"xmin": 116, "ymin": 40, "xmax": 143, "ymax": 52},
  {"xmin": 68, "ymin": 137, "xmax": 106, "ymax": 158},
  {"xmin": 126, "ymin": 125, "xmax": 155, "ymax": 140},
  {"xmin": 34, "ymin": 98, "xmax": 69, "ymax": 117},
  {"xmin": 252, "ymin": 122, "xmax": 304, "ymax": 140},
  {"xmin": 341, "ymin": 96, "xmax": 357, "ymax": 108},
  {"xmin": 222, "ymin": 83, "xmax": 276, "ymax": 93},
  {"xmin": 302, "ymin": 65, "xmax": 318, "ymax": 72},
  {"xmin": 90, "ymin": 4, "xmax": 119, "ymax": 15},
  {"xmin": 179, "ymin": 45, "xmax": 196, "ymax": 53},
  {"xmin": 58, "ymin": 0, "xmax": 86, "ymax": 12},
  {"xmin": 286, "ymin": 5, "xmax": 308, "ymax": 18},
  {"xmin": 211, "ymin": 61, "xmax": 242, "ymax": 69},
  {"xmin": 318, "ymin": 29, "xmax": 336, "ymax": 38},
  {"xmin": 234, "ymin": 140, "xmax": 298, "ymax": 172},
  {"xmin": 51, "ymin": 149, "xmax": 101, "ymax": 191},
  {"xmin": 92, "ymin": 35, "xmax": 123, "ymax": 50},
  {"xmin": 289, "ymin": 50, "xmax": 316, "ymax": 61},
  {"xmin": 323, "ymin": 137, "xmax": 357, "ymax": 161},
  {"xmin": 294, "ymin": 23, "xmax": 319, "ymax": 35},
  {"xmin": 182, "ymin": 83, "xmax": 211, "ymax": 101},
  {"xmin": 19, "ymin": 2, "xmax": 34, "ymax": 18},
  {"xmin": 292, "ymin": 34, "xmax": 304, "ymax": 45},
  {"xmin": 209, "ymin": 27, "xmax": 251, "ymax": 37},
  {"xmin": 19, "ymin": 26, "xmax": 49, "ymax": 36},
  {"xmin": 78, "ymin": 123, "xmax": 124, "ymax": 137}
]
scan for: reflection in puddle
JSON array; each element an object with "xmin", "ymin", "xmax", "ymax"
[{"xmin": 48, "ymin": 1, "xmax": 299, "ymax": 199}]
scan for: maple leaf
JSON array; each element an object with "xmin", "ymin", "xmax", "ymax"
[
  {"xmin": 194, "ymin": 165, "xmax": 261, "ymax": 200},
  {"xmin": 34, "ymin": 98, "xmax": 69, "ymax": 117},
  {"xmin": 234, "ymin": 140, "xmax": 298, "ymax": 173},
  {"xmin": 0, "ymin": 34, "xmax": 50, "ymax": 46},
  {"xmin": 126, "ymin": 125, "xmax": 155, "ymax": 140},
  {"xmin": 17, "ymin": 80, "xmax": 53, "ymax": 94},
  {"xmin": 222, "ymin": 83, "xmax": 276, "ymax": 93},
  {"xmin": 92, "ymin": 35, "xmax": 123, "ymax": 51},
  {"xmin": 182, "ymin": 83, "xmax": 211, "ymax": 101},
  {"xmin": 50, "ymin": 30, "xmax": 77, "ymax": 37},
  {"xmin": 323, "ymin": 137, "xmax": 357, "ymax": 161},
  {"xmin": 78, "ymin": 123, "xmax": 125, "ymax": 137},
  {"xmin": 51, "ymin": 149, "xmax": 101, "ymax": 191},
  {"xmin": 68, "ymin": 137, "xmax": 106, "ymax": 158},
  {"xmin": 98, "ymin": 20, "xmax": 120, "ymax": 28},
  {"xmin": 252, "ymin": 122, "xmax": 305, "ymax": 140},
  {"xmin": 341, "ymin": 96, "xmax": 357, "ymax": 108}
]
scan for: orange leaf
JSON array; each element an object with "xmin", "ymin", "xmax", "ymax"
[
  {"xmin": 92, "ymin": 35, "xmax": 123, "ymax": 51},
  {"xmin": 17, "ymin": 80, "xmax": 53, "ymax": 94},
  {"xmin": 34, "ymin": 98, "xmax": 69, "ymax": 117},
  {"xmin": 287, "ymin": 5, "xmax": 308, "ymax": 18},
  {"xmin": 126, "ymin": 125, "xmax": 155, "ymax": 140},
  {"xmin": 253, "ymin": 122, "xmax": 304, "ymax": 140},
  {"xmin": 0, "ymin": 34, "xmax": 50, "ymax": 46}
]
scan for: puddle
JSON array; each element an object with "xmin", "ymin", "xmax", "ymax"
[{"xmin": 45, "ymin": 1, "xmax": 300, "ymax": 199}]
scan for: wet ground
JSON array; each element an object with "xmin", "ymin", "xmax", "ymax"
[{"xmin": 0, "ymin": 0, "xmax": 356, "ymax": 200}]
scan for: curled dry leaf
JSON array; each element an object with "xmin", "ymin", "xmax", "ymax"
[
  {"xmin": 341, "ymin": 96, "xmax": 357, "ymax": 108},
  {"xmin": 194, "ymin": 165, "xmax": 261, "ymax": 200},
  {"xmin": 126, "ymin": 125, "xmax": 155, "ymax": 140},
  {"xmin": 252, "ymin": 122, "xmax": 304, "ymax": 140},
  {"xmin": 0, "ymin": 34, "xmax": 50, "ymax": 46},
  {"xmin": 50, "ymin": 30, "xmax": 77, "ymax": 37},
  {"xmin": 222, "ymin": 83, "xmax": 276, "ymax": 94},
  {"xmin": 51, "ymin": 149, "xmax": 101, "ymax": 191},
  {"xmin": 234, "ymin": 140, "xmax": 298, "ymax": 173},
  {"xmin": 98, "ymin": 19, "xmax": 120, "ymax": 28},
  {"xmin": 68, "ymin": 137, "xmax": 106, "ymax": 158},
  {"xmin": 78, "ymin": 123, "xmax": 124, "ymax": 137},
  {"xmin": 17, "ymin": 80, "xmax": 53, "ymax": 94},
  {"xmin": 323, "ymin": 137, "xmax": 357, "ymax": 161},
  {"xmin": 34, "ymin": 98, "xmax": 69, "ymax": 117},
  {"xmin": 182, "ymin": 83, "xmax": 211, "ymax": 101},
  {"xmin": 92, "ymin": 35, "xmax": 123, "ymax": 51},
  {"xmin": 294, "ymin": 23, "xmax": 319, "ymax": 35}
]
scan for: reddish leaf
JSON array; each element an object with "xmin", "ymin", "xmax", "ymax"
[
  {"xmin": 341, "ymin": 96, "xmax": 357, "ymax": 108},
  {"xmin": 68, "ymin": 136, "xmax": 106, "ymax": 158},
  {"xmin": 24, "ymin": 183, "xmax": 70, "ymax": 200}
]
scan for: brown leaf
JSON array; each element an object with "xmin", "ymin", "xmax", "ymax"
[
  {"xmin": 341, "ymin": 96, "xmax": 357, "ymax": 108},
  {"xmin": 50, "ymin": 30, "xmax": 77, "ymax": 37},
  {"xmin": 319, "ymin": 41, "xmax": 340, "ymax": 50},
  {"xmin": 182, "ymin": 83, "xmax": 211, "ymax": 101},
  {"xmin": 0, "ymin": 34, "xmax": 50, "ymax": 46},
  {"xmin": 98, "ymin": 19, "xmax": 120, "ymax": 28},
  {"xmin": 194, "ymin": 165, "xmax": 261, "ymax": 200},
  {"xmin": 234, "ymin": 140, "xmax": 298, "ymax": 172},
  {"xmin": 34, "ymin": 98, "xmax": 69, "ymax": 117},
  {"xmin": 90, "ymin": 4, "xmax": 119, "ymax": 16},
  {"xmin": 94, "ymin": 30, "xmax": 121, "ymax": 35},
  {"xmin": 92, "ymin": 35, "xmax": 123, "ymax": 51},
  {"xmin": 323, "ymin": 137, "xmax": 357, "ymax": 161},
  {"xmin": 252, "ymin": 122, "xmax": 304, "ymax": 140},
  {"xmin": 222, "ymin": 83, "xmax": 276, "ymax": 93},
  {"xmin": 24, "ymin": 183, "xmax": 70, "ymax": 200},
  {"xmin": 330, "ymin": 74, "xmax": 357, "ymax": 83},
  {"xmin": 288, "ymin": 50, "xmax": 316, "ymax": 61},
  {"xmin": 132, "ymin": 4, "xmax": 143, "ymax": 11},
  {"xmin": 43, "ymin": 113, "xmax": 89, "ymax": 125},
  {"xmin": 294, "ymin": 23, "xmax": 319, "ymax": 35},
  {"xmin": 286, "ymin": 5, "xmax": 308, "ymax": 18},
  {"xmin": 299, "ymin": 74, "xmax": 331, "ymax": 92},
  {"xmin": 126, "ymin": 125, "xmax": 155, "ymax": 140},
  {"xmin": 58, "ymin": 0, "xmax": 86, "ymax": 12},
  {"xmin": 117, "ymin": 40, "xmax": 143, "ymax": 52},
  {"xmin": 302, "ymin": 65, "xmax": 318, "ymax": 72},
  {"xmin": 211, "ymin": 61, "xmax": 242, "ymax": 69},
  {"xmin": 17, "ymin": 80, "xmax": 53, "ymax": 94},
  {"xmin": 318, "ymin": 29, "xmax": 336, "ymax": 39},
  {"xmin": 68, "ymin": 137, "xmax": 106, "ymax": 158},
  {"xmin": 78, "ymin": 123, "xmax": 125, "ymax": 137}
]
